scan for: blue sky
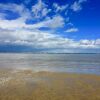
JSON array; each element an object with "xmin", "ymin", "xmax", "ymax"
[{"xmin": 0, "ymin": 0, "xmax": 100, "ymax": 53}]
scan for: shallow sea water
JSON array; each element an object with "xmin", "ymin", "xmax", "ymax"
[{"xmin": 0, "ymin": 53, "xmax": 100, "ymax": 75}]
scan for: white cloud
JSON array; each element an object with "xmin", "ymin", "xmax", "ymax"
[
  {"xmin": 80, "ymin": 39, "xmax": 95, "ymax": 46},
  {"xmin": 65, "ymin": 28, "xmax": 78, "ymax": 33},
  {"xmin": 32, "ymin": 0, "xmax": 51, "ymax": 18},
  {"xmin": 71, "ymin": 2, "xmax": 82, "ymax": 11},
  {"xmin": 67, "ymin": 23, "xmax": 74, "ymax": 26},
  {"xmin": 0, "ymin": 18, "xmax": 25, "ymax": 29},
  {"xmin": 32, "ymin": 0, "xmax": 68, "ymax": 19},
  {"xmin": 0, "ymin": 14, "xmax": 65, "ymax": 32},
  {"xmin": 0, "ymin": 1, "xmax": 67, "ymax": 30},
  {"xmin": 0, "ymin": 1, "xmax": 99, "ymax": 53},
  {"xmin": 79, "ymin": 39, "xmax": 100, "ymax": 48},
  {"xmin": 24, "ymin": 15, "xmax": 65, "ymax": 29},
  {"xmin": 38, "ymin": 15, "xmax": 65, "ymax": 28},
  {"xmin": 0, "ymin": 27, "xmax": 100, "ymax": 50},
  {"xmin": 53, "ymin": 3, "xmax": 68, "ymax": 12},
  {"xmin": 42, "ymin": 8, "xmax": 51, "ymax": 17},
  {"xmin": 95, "ymin": 39, "xmax": 100, "ymax": 45},
  {"xmin": 71, "ymin": 0, "xmax": 87, "ymax": 12},
  {"xmin": 0, "ymin": 3, "xmax": 31, "ymax": 20}
]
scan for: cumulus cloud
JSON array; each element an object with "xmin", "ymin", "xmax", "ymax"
[
  {"xmin": 0, "ymin": 0, "xmax": 99, "ymax": 53},
  {"xmin": 71, "ymin": 0, "xmax": 87, "ymax": 12},
  {"xmin": 0, "ymin": 0, "xmax": 67, "ymax": 30},
  {"xmin": 32, "ymin": 0, "xmax": 51, "ymax": 18},
  {"xmin": 65, "ymin": 28, "xmax": 78, "ymax": 33},
  {"xmin": 0, "ymin": 27, "xmax": 100, "ymax": 50},
  {"xmin": 32, "ymin": 15, "xmax": 65, "ymax": 29},
  {"xmin": 0, "ymin": 14, "xmax": 65, "ymax": 30},
  {"xmin": 0, "ymin": 18, "xmax": 25, "ymax": 29}
]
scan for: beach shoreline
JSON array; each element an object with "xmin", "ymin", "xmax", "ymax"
[{"xmin": 0, "ymin": 69, "xmax": 100, "ymax": 100}]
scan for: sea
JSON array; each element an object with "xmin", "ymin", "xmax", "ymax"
[{"xmin": 0, "ymin": 53, "xmax": 100, "ymax": 75}]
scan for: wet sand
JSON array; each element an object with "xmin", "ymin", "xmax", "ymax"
[{"xmin": 0, "ymin": 69, "xmax": 100, "ymax": 100}]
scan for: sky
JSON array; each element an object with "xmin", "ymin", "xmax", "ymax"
[{"xmin": 0, "ymin": 0, "xmax": 100, "ymax": 53}]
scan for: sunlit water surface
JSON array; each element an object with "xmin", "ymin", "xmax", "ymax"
[{"xmin": 0, "ymin": 53, "xmax": 100, "ymax": 75}]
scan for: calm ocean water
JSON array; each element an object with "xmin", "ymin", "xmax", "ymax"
[{"xmin": 0, "ymin": 53, "xmax": 100, "ymax": 75}]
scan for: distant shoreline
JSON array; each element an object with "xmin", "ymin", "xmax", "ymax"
[{"xmin": 0, "ymin": 52, "xmax": 100, "ymax": 54}]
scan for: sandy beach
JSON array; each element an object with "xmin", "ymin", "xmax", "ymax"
[{"xmin": 0, "ymin": 69, "xmax": 100, "ymax": 100}]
